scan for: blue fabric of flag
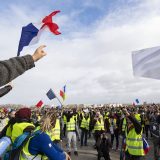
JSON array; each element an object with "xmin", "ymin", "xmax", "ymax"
[
  {"xmin": 135, "ymin": 99, "xmax": 139, "ymax": 104},
  {"xmin": 17, "ymin": 23, "xmax": 39, "ymax": 56},
  {"xmin": 64, "ymin": 85, "xmax": 66, "ymax": 92},
  {"xmin": 46, "ymin": 89, "xmax": 56, "ymax": 100}
]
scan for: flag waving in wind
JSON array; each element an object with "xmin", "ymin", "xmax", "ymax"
[
  {"xmin": 17, "ymin": 23, "xmax": 39, "ymax": 56},
  {"xmin": 132, "ymin": 46, "xmax": 160, "ymax": 80},
  {"xmin": 17, "ymin": 10, "xmax": 61, "ymax": 56},
  {"xmin": 46, "ymin": 89, "xmax": 56, "ymax": 100},
  {"xmin": 36, "ymin": 100, "xmax": 43, "ymax": 108},
  {"xmin": 135, "ymin": 99, "xmax": 140, "ymax": 104},
  {"xmin": 60, "ymin": 85, "xmax": 66, "ymax": 101},
  {"xmin": 41, "ymin": 10, "xmax": 61, "ymax": 35}
]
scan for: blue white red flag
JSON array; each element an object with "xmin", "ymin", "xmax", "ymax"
[{"xmin": 17, "ymin": 11, "xmax": 61, "ymax": 56}]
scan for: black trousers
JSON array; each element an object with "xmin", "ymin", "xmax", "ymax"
[
  {"xmin": 125, "ymin": 151, "xmax": 144, "ymax": 160},
  {"xmin": 145, "ymin": 125, "xmax": 149, "ymax": 139},
  {"xmin": 111, "ymin": 130, "xmax": 119, "ymax": 148},
  {"xmin": 94, "ymin": 130, "xmax": 104, "ymax": 145},
  {"xmin": 63, "ymin": 124, "xmax": 66, "ymax": 137}
]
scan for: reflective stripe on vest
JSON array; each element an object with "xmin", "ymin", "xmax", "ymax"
[
  {"xmin": 94, "ymin": 119, "xmax": 104, "ymax": 131},
  {"xmin": 11, "ymin": 122, "xmax": 35, "ymax": 143},
  {"xmin": 20, "ymin": 150, "xmax": 42, "ymax": 160},
  {"xmin": 126, "ymin": 128, "xmax": 144, "ymax": 156},
  {"xmin": 66, "ymin": 116, "xmax": 76, "ymax": 131},
  {"xmin": 80, "ymin": 117, "xmax": 90, "ymax": 130}
]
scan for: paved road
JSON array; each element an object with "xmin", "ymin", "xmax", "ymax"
[{"xmin": 62, "ymin": 136, "xmax": 155, "ymax": 160}]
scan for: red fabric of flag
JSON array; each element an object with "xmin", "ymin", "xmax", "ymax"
[
  {"xmin": 60, "ymin": 90, "xmax": 64, "ymax": 98},
  {"xmin": 41, "ymin": 10, "xmax": 61, "ymax": 35},
  {"xmin": 36, "ymin": 100, "xmax": 43, "ymax": 108}
]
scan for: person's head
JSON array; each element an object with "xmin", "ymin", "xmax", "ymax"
[
  {"xmin": 96, "ymin": 112, "xmax": 100, "ymax": 117},
  {"xmin": 15, "ymin": 108, "xmax": 31, "ymax": 120},
  {"xmin": 9, "ymin": 110, "xmax": 16, "ymax": 118},
  {"xmin": 39, "ymin": 111, "xmax": 57, "ymax": 132}
]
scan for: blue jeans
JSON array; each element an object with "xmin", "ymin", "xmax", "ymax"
[{"xmin": 81, "ymin": 129, "xmax": 88, "ymax": 146}]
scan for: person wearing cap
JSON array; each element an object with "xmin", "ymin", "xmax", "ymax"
[
  {"xmin": 0, "ymin": 45, "xmax": 46, "ymax": 87},
  {"xmin": 11, "ymin": 108, "xmax": 35, "ymax": 143},
  {"xmin": 123, "ymin": 108, "xmax": 145, "ymax": 160},
  {"xmin": 20, "ymin": 111, "xmax": 71, "ymax": 160},
  {"xmin": 79, "ymin": 109, "xmax": 90, "ymax": 147}
]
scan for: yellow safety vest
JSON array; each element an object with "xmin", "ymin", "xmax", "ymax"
[
  {"xmin": 6, "ymin": 124, "xmax": 12, "ymax": 138},
  {"xmin": 74, "ymin": 114, "xmax": 78, "ymax": 122},
  {"xmin": 126, "ymin": 128, "xmax": 144, "ymax": 156},
  {"xmin": 5, "ymin": 118, "xmax": 9, "ymax": 125},
  {"xmin": 104, "ymin": 112, "xmax": 109, "ymax": 119},
  {"xmin": 122, "ymin": 118, "xmax": 127, "ymax": 132},
  {"xmin": 135, "ymin": 114, "xmax": 141, "ymax": 123},
  {"xmin": 38, "ymin": 116, "xmax": 41, "ymax": 121},
  {"xmin": 109, "ymin": 118, "xmax": 117, "ymax": 128},
  {"xmin": 94, "ymin": 118, "xmax": 104, "ymax": 131},
  {"xmin": 11, "ymin": 122, "xmax": 35, "ymax": 143},
  {"xmin": 20, "ymin": 130, "xmax": 43, "ymax": 160},
  {"xmin": 63, "ymin": 115, "xmax": 67, "ymax": 124},
  {"xmin": 66, "ymin": 116, "xmax": 76, "ymax": 131},
  {"xmin": 50, "ymin": 119, "xmax": 60, "ymax": 141},
  {"xmin": 80, "ymin": 117, "xmax": 90, "ymax": 130}
]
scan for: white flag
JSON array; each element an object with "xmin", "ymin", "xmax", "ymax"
[{"xmin": 132, "ymin": 46, "xmax": 160, "ymax": 80}]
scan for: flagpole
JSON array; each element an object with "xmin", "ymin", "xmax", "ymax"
[{"xmin": 55, "ymin": 95, "xmax": 63, "ymax": 107}]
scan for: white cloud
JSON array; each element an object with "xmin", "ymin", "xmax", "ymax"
[{"xmin": 1, "ymin": 1, "xmax": 160, "ymax": 105}]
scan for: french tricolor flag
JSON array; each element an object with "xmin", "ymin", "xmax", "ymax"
[{"xmin": 17, "ymin": 11, "xmax": 61, "ymax": 56}]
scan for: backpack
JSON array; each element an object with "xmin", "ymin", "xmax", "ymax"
[{"xmin": 4, "ymin": 130, "xmax": 41, "ymax": 160}]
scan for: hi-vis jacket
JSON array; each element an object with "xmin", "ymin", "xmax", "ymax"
[
  {"xmin": 94, "ymin": 118, "xmax": 104, "ymax": 131},
  {"xmin": 80, "ymin": 116, "xmax": 90, "ymax": 130}
]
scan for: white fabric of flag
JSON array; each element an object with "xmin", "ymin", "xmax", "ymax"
[{"xmin": 132, "ymin": 46, "xmax": 160, "ymax": 80}]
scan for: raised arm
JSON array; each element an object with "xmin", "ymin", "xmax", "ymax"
[{"xmin": 0, "ymin": 45, "xmax": 46, "ymax": 87}]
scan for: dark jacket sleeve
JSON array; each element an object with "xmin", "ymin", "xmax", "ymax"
[
  {"xmin": 0, "ymin": 55, "xmax": 35, "ymax": 87},
  {"xmin": 128, "ymin": 116, "xmax": 142, "ymax": 134},
  {"xmin": 0, "ymin": 85, "xmax": 12, "ymax": 97},
  {"xmin": 90, "ymin": 119, "xmax": 96, "ymax": 131}
]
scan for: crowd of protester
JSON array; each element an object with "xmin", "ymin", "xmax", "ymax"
[{"xmin": 0, "ymin": 103, "xmax": 159, "ymax": 160}]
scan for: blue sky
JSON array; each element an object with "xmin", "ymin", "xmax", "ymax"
[
  {"xmin": 0, "ymin": 0, "xmax": 141, "ymax": 32},
  {"xmin": 1, "ymin": 0, "xmax": 160, "ymax": 106}
]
